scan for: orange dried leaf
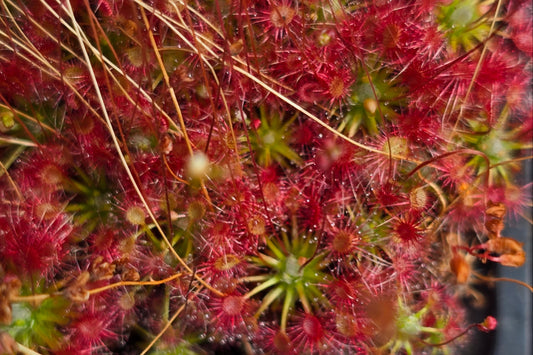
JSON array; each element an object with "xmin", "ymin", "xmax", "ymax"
[
  {"xmin": 485, "ymin": 202, "xmax": 506, "ymax": 239},
  {"xmin": 450, "ymin": 254, "xmax": 471, "ymax": 283},
  {"xmin": 485, "ymin": 237, "xmax": 526, "ymax": 267},
  {"xmin": 499, "ymin": 252, "xmax": 526, "ymax": 267},
  {"xmin": 485, "ymin": 202, "xmax": 506, "ymax": 219}
]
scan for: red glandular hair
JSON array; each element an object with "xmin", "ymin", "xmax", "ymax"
[{"xmin": 0, "ymin": 200, "xmax": 72, "ymax": 279}]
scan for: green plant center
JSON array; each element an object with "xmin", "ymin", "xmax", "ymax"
[{"xmin": 282, "ymin": 255, "xmax": 302, "ymax": 281}]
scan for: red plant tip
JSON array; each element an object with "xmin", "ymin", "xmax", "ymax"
[
  {"xmin": 394, "ymin": 218, "xmax": 423, "ymax": 244},
  {"xmin": 213, "ymin": 277, "xmax": 239, "ymax": 295},
  {"xmin": 214, "ymin": 254, "xmax": 241, "ymax": 272},
  {"xmin": 328, "ymin": 76, "xmax": 350, "ymax": 101},
  {"xmin": 247, "ymin": 215, "xmax": 266, "ymax": 236},
  {"xmin": 331, "ymin": 231, "xmax": 357, "ymax": 255},
  {"xmin": 211, "ymin": 293, "xmax": 256, "ymax": 333},
  {"xmin": 477, "ymin": 316, "xmax": 497, "ymax": 333},
  {"xmin": 40, "ymin": 164, "xmax": 65, "ymax": 186},
  {"xmin": 272, "ymin": 330, "xmax": 293, "ymax": 353},
  {"xmin": 335, "ymin": 312, "xmax": 360, "ymax": 338},
  {"xmin": 222, "ymin": 296, "xmax": 244, "ymax": 316},
  {"xmin": 0, "ymin": 205, "xmax": 71, "ymax": 278},
  {"xmin": 71, "ymin": 311, "xmax": 117, "ymax": 349},
  {"xmin": 252, "ymin": 119, "xmax": 261, "ymax": 130},
  {"xmin": 302, "ymin": 314, "xmax": 323, "ymax": 340},
  {"xmin": 270, "ymin": 5, "xmax": 296, "ymax": 29},
  {"xmin": 287, "ymin": 313, "xmax": 331, "ymax": 352}
]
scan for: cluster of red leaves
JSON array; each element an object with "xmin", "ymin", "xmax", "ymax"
[{"xmin": 0, "ymin": 0, "xmax": 531, "ymax": 354}]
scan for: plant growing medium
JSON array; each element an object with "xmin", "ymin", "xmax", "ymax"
[{"xmin": 0, "ymin": 0, "xmax": 531, "ymax": 354}]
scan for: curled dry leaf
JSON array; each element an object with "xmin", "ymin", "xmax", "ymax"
[
  {"xmin": 485, "ymin": 202, "xmax": 506, "ymax": 239},
  {"xmin": 63, "ymin": 271, "xmax": 91, "ymax": 303},
  {"xmin": 450, "ymin": 253, "xmax": 471, "ymax": 284},
  {"xmin": 90, "ymin": 256, "xmax": 116, "ymax": 281},
  {"xmin": 121, "ymin": 267, "xmax": 140, "ymax": 282},
  {"xmin": 485, "ymin": 237, "xmax": 526, "ymax": 267}
]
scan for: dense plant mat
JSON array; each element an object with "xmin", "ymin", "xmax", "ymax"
[{"xmin": 0, "ymin": 0, "xmax": 531, "ymax": 354}]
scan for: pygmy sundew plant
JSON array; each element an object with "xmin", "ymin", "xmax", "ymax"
[{"xmin": 0, "ymin": 0, "xmax": 531, "ymax": 354}]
